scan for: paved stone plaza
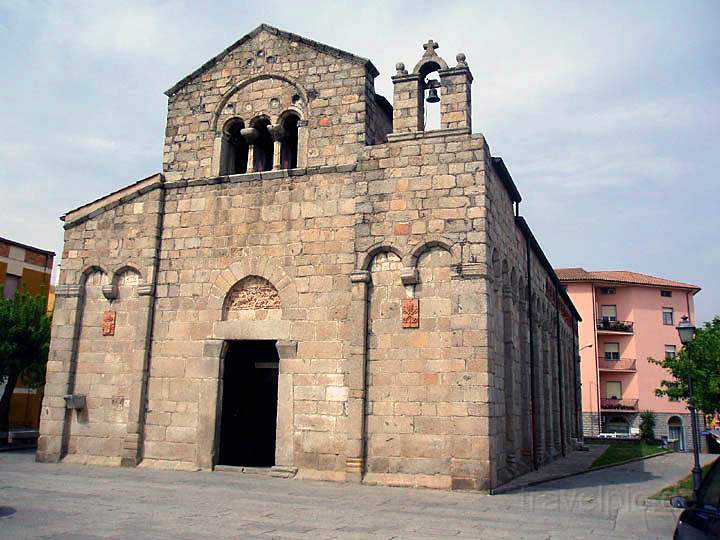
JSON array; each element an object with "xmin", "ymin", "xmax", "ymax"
[{"xmin": 1, "ymin": 450, "xmax": 713, "ymax": 539}]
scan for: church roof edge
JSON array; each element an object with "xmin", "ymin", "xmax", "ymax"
[{"xmin": 164, "ymin": 23, "xmax": 380, "ymax": 97}]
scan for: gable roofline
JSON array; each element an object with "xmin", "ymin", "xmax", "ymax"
[
  {"xmin": 555, "ymin": 267, "xmax": 701, "ymax": 294},
  {"xmin": 491, "ymin": 157, "xmax": 522, "ymax": 204},
  {"xmin": 61, "ymin": 173, "xmax": 163, "ymax": 229},
  {"xmin": 164, "ymin": 23, "xmax": 380, "ymax": 97}
]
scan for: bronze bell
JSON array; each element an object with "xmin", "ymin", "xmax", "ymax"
[{"xmin": 425, "ymin": 79, "xmax": 440, "ymax": 103}]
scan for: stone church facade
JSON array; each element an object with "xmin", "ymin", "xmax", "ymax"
[{"xmin": 38, "ymin": 24, "xmax": 582, "ymax": 491}]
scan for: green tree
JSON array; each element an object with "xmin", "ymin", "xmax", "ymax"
[
  {"xmin": 639, "ymin": 411, "xmax": 656, "ymax": 444},
  {"xmin": 0, "ymin": 287, "xmax": 52, "ymax": 442},
  {"xmin": 651, "ymin": 317, "xmax": 720, "ymax": 414}
]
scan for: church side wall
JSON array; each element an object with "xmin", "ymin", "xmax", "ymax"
[{"xmin": 483, "ymin": 156, "xmax": 579, "ymax": 488}]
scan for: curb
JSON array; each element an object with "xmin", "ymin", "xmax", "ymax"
[{"xmin": 490, "ymin": 450, "xmax": 671, "ymax": 495}]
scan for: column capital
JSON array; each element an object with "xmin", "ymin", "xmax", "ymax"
[{"xmin": 267, "ymin": 124, "xmax": 286, "ymax": 142}]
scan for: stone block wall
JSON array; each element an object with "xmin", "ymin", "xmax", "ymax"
[
  {"xmin": 37, "ymin": 179, "xmax": 163, "ymax": 465},
  {"xmin": 163, "ymin": 25, "xmax": 385, "ymax": 181}
]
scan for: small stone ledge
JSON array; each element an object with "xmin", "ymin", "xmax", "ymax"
[
  {"xmin": 455, "ymin": 262, "xmax": 488, "ymax": 279},
  {"xmin": 55, "ymin": 284, "xmax": 82, "ymax": 298},
  {"xmin": 386, "ymin": 127, "xmax": 471, "ymax": 143},
  {"xmin": 163, "ymin": 163, "xmax": 359, "ymax": 191}
]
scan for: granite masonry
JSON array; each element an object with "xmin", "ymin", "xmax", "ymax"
[{"xmin": 37, "ymin": 24, "xmax": 582, "ymax": 491}]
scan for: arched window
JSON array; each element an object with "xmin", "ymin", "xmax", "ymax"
[
  {"xmin": 422, "ymin": 72, "xmax": 441, "ymax": 131},
  {"xmin": 251, "ymin": 118, "xmax": 274, "ymax": 172},
  {"xmin": 220, "ymin": 119, "xmax": 248, "ymax": 175},
  {"xmin": 416, "ymin": 59, "xmax": 443, "ymax": 132},
  {"xmin": 280, "ymin": 113, "xmax": 299, "ymax": 169}
]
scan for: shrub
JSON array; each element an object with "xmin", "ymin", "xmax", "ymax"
[{"xmin": 639, "ymin": 411, "xmax": 657, "ymax": 444}]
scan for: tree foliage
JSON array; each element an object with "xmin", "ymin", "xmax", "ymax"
[
  {"xmin": 0, "ymin": 287, "xmax": 52, "ymax": 438},
  {"xmin": 639, "ymin": 411, "xmax": 656, "ymax": 444},
  {"xmin": 651, "ymin": 317, "xmax": 720, "ymax": 414}
]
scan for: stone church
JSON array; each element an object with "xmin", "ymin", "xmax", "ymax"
[{"xmin": 38, "ymin": 24, "xmax": 582, "ymax": 491}]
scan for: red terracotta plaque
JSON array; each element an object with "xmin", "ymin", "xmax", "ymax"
[
  {"xmin": 402, "ymin": 298, "xmax": 419, "ymax": 329},
  {"xmin": 102, "ymin": 310, "xmax": 116, "ymax": 336}
]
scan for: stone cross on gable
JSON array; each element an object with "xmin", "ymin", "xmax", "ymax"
[{"xmin": 422, "ymin": 39, "xmax": 439, "ymax": 56}]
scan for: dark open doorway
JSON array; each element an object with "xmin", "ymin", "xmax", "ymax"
[{"xmin": 218, "ymin": 340, "xmax": 279, "ymax": 467}]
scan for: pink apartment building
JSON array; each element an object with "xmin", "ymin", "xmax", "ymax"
[{"xmin": 556, "ymin": 268, "xmax": 701, "ymax": 451}]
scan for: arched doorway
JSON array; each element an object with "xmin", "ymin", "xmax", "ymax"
[
  {"xmin": 668, "ymin": 416, "xmax": 686, "ymax": 451},
  {"xmin": 217, "ymin": 276, "xmax": 282, "ymax": 467}
]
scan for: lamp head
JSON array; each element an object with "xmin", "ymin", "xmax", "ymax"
[{"xmin": 676, "ymin": 315, "xmax": 696, "ymax": 345}]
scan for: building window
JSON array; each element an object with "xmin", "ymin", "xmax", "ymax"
[
  {"xmin": 251, "ymin": 118, "xmax": 274, "ymax": 172},
  {"xmin": 601, "ymin": 304, "xmax": 617, "ymax": 322},
  {"xmin": 3, "ymin": 274, "xmax": 20, "ymax": 299},
  {"xmin": 663, "ymin": 307, "xmax": 674, "ymax": 326},
  {"xmin": 661, "ymin": 290, "xmax": 672, "ymax": 298},
  {"xmin": 606, "ymin": 381, "xmax": 622, "ymax": 399},
  {"xmin": 665, "ymin": 345, "xmax": 677, "ymax": 359},
  {"xmin": 604, "ymin": 342, "xmax": 620, "ymax": 360},
  {"xmin": 220, "ymin": 119, "xmax": 249, "ymax": 175},
  {"xmin": 600, "ymin": 287, "xmax": 616, "ymax": 295},
  {"xmin": 280, "ymin": 113, "xmax": 300, "ymax": 170}
]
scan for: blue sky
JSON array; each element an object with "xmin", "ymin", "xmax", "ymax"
[{"xmin": 1, "ymin": 1, "xmax": 718, "ymax": 323}]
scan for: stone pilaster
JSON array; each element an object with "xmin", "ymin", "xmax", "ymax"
[
  {"xmin": 196, "ymin": 339, "xmax": 225, "ymax": 470},
  {"xmin": 120, "ymin": 284, "xmax": 155, "ymax": 467},
  {"xmin": 36, "ymin": 284, "xmax": 82, "ymax": 463},
  {"xmin": 345, "ymin": 270, "xmax": 370, "ymax": 482},
  {"xmin": 274, "ymin": 339, "xmax": 297, "ymax": 468}
]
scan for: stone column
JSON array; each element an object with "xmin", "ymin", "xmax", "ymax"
[
  {"xmin": 345, "ymin": 270, "xmax": 370, "ymax": 482},
  {"xmin": 36, "ymin": 284, "xmax": 82, "ymax": 463},
  {"xmin": 120, "ymin": 284, "xmax": 155, "ymax": 467},
  {"xmin": 267, "ymin": 124, "xmax": 285, "ymax": 171},
  {"xmin": 245, "ymin": 146, "xmax": 255, "ymax": 173},
  {"xmin": 241, "ymin": 127, "xmax": 259, "ymax": 174}
]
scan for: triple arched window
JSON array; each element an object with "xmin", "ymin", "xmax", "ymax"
[{"xmin": 219, "ymin": 112, "xmax": 300, "ymax": 175}]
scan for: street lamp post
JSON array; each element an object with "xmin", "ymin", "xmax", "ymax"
[{"xmin": 676, "ymin": 315, "xmax": 703, "ymax": 500}]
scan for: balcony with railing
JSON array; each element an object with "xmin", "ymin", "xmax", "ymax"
[
  {"xmin": 600, "ymin": 398, "xmax": 639, "ymax": 412},
  {"xmin": 598, "ymin": 357, "xmax": 637, "ymax": 372},
  {"xmin": 596, "ymin": 318, "xmax": 634, "ymax": 334}
]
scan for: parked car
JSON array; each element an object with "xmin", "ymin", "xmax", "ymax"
[{"xmin": 672, "ymin": 457, "xmax": 720, "ymax": 539}]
